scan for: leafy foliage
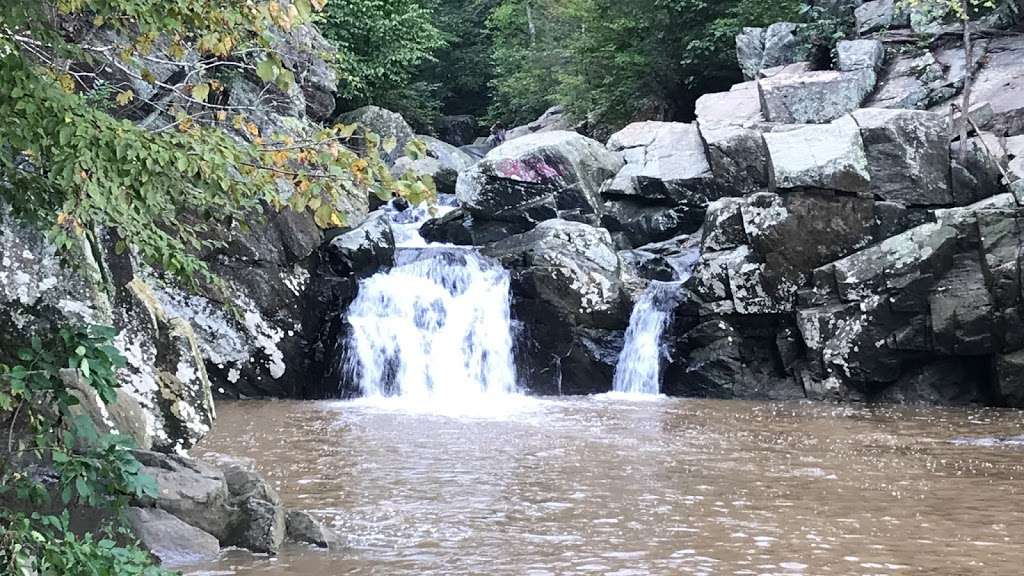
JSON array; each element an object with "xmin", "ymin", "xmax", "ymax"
[
  {"xmin": 0, "ymin": 325, "xmax": 170, "ymax": 576},
  {"xmin": 1, "ymin": 0, "xmax": 436, "ymax": 287}
]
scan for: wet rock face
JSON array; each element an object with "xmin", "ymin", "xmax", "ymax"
[{"xmin": 483, "ymin": 220, "xmax": 629, "ymax": 395}]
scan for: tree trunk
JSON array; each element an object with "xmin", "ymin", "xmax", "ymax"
[{"xmin": 959, "ymin": 0, "xmax": 973, "ymax": 163}]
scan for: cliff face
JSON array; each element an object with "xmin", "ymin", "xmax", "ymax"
[{"xmin": 423, "ymin": 4, "xmax": 1024, "ymax": 406}]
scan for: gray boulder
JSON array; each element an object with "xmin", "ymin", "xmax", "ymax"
[
  {"xmin": 736, "ymin": 23, "xmax": 810, "ymax": 81},
  {"xmin": 950, "ymin": 133, "xmax": 1009, "ymax": 205},
  {"xmin": 763, "ymin": 116, "xmax": 871, "ymax": 193},
  {"xmin": 855, "ymin": 0, "xmax": 910, "ymax": 34},
  {"xmin": 703, "ymin": 126, "xmax": 771, "ymax": 196},
  {"xmin": 759, "ymin": 69, "xmax": 877, "ymax": 124},
  {"xmin": 483, "ymin": 220, "xmax": 626, "ymax": 327},
  {"xmin": 604, "ymin": 122, "xmax": 715, "ymax": 204},
  {"xmin": 995, "ymin": 350, "xmax": 1024, "ymax": 407},
  {"xmin": 851, "ymin": 108, "xmax": 952, "ymax": 205},
  {"xmin": 391, "ymin": 137, "xmax": 474, "ymax": 195},
  {"xmin": 957, "ymin": 36, "xmax": 1024, "ymax": 136},
  {"xmin": 868, "ymin": 51, "xmax": 949, "ymax": 110},
  {"xmin": 695, "ymin": 83, "xmax": 764, "ymax": 130},
  {"xmin": 125, "ymin": 507, "xmax": 221, "ymax": 568},
  {"xmin": 837, "ymin": 39, "xmax": 885, "ymax": 72},
  {"xmin": 286, "ymin": 510, "xmax": 338, "ymax": 549},
  {"xmin": 337, "ymin": 106, "xmax": 415, "ymax": 165},
  {"xmin": 456, "ymin": 131, "xmax": 622, "ymax": 234},
  {"xmin": 133, "ymin": 450, "xmax": 233, "ymax": 541},
  {"xmin": 224, "ymin": 466, "xmax": 286, "ymax": 555},
  {"xmin": 435, "ymin": 115, "xmax": 478, "ymax": 146},
  {"xmin": 505, "ymin": 105, "xmax": 573, "ymax": 142}
]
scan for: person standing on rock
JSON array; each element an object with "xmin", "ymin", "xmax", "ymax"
[{"xmin": 487, "ymin": 121, "xmax": 507, "ymax": 147}]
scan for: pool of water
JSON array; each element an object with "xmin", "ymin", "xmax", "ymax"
[{"xmin": 187, "ymin": 396, "xmax": 1024, "ymax": 575}]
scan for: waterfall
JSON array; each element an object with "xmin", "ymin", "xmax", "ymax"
[
  {"xmin": 611, "ymin": 282, "xmax": 682, "ymax": 395},
  {"xmin": 344, "ymin": 197, "xmax": 520, "ymax": 409},
  {"xmin": 612, "ymin": 235, "xmax": 701, "ymax": 396}
]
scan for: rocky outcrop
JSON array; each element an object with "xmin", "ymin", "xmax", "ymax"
[
  {"xmin": 483, "ymin": 220, "xmax": 629, "ymax": 394},
  {"xmin": 456, "ymin": 131, "xmax": 623, "ymax": 242}
]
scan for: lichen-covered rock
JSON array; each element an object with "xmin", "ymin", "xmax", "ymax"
[
  {"xmin": 337, "ymin": 106, "xmax": 416, "ymax": 165},
  {"xmin": 837, "ymin": 39, "xmax": 885, "ymax": 72},
  {"xmin": 702, "ymin": 126, "xmax": 770, "ymax": 195},
  {"xmin": 735, "ymin": 23, "xmax": 810, "ymax": 81},
  {"xmin": 851, "ymin": 108, "xmax": 952, "ymax": 205},
  {"xmin": 763, "ymin": 116, "xmax": 871, "ymax": 193},
  {"xmin": 868, "ymin": 50, "xmax": 949, "ymax": 110},
  {"xmin": 759, "ymin": 69, "xmax": 877, "ymax": 124},
  {"xmin": 224, "ymin": 465, "xmax": 286, "ymax": 555},
  {"xmin": 855, "ymin": 0, "xmax": 910, "ymax": 34},
  {"xmin": 456, "ymin": 131, "xmax": 622, "ymax": 235},
  {"xmin": 133, "ymin": 450, "xmax": 232, "ymax": 540},
  {"xmin": 125, "ymin": 507, "xmax": 221, "ymax": 568},
  {"xmin": 604, "ymin": 122, "xmax": 715, "ymax": 204}
]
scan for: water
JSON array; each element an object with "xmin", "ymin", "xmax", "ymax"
[
  {"xmin": 344, "ymin": 197, "xmax": 520, "ymax": 413},
  {"xmin": 611, "ymin": 283, "xmax": 682, "ymax": 395},
  {"xmin": 189, "ymin": 398, "xmax": 1024, "ymax": 575},
  {"xmin": 612, "ymin": 235, "xmax": 699, "ymax": 396}
]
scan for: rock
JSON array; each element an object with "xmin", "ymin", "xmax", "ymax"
[
  {"xmin": 286, "ymin": 510, "xmax": 337, "ymax": 548},
  {"xmin": 271, "ymin": 22, "xmax": 338, "ymax": 122},
  {"xmin": 851, "ymin": 108, "xmax": 952, "ymax": 205},
  {"xmin": 324, "ymin": 214, "xmax": 396, "ymax": 279},
  {"xmin": 950, "ymin": 133, "xmax": 1009, "ymax": 205},
  {"xmin": 391, "ymin": 136, "xmax": 475, "ymax": 195},
  {"xmin": 456, "ymin": 131, "xmax": 622, "ymax": 234},
  {"xmin": 868, "ymin": 51, "xmax": 948, "ymax": 110},
  {"xmin": 909, "ymin": 3, "xmax": 953, "ymax": 34},
  {"xmin": 600, "ymin": 200, "xmax": 704, "ymax": 248},
  {"xmin": 125, "ymin": 507, "xmax": 221, "ymax": 568},
  {"xmin": 419, "ymin": 135, "xmax": 476, "ymax": 172},
  {"xmin": 958, "ymin": 36, "xmax": 1024, "ymax": 136},
  {"xmin": 763, "ymin": 115, "xmax": 871, "ymax": 193},
  {"xmin": 995, "ymin": 350, "xmax": 1024, "ymax": 408},
  {"xmin": 837, "ymin": 39, "xmax": 885, "ymax": 72},
  {"xmin": 856, "ymin": 0, "xmax": 910, "ymax": 34},
  {"xmin": 929, "ymin": 252, "xmax": 997, "ymax": 355},
  {"xmin": 337, "ymin": 106, "xmax": 415, "ymax": 165},
  {"xmin": 483, "ymin": 220, "xmax": 626, "ymax": 327},
  {"xmin": 702, "ymin": 126, "xmax": 770, "ymax": 195},
  {"xmin": 604, "ymin": 122, "xmax": 715, "ymax": 204},
  {"xmin": 224, "ymin": 466, "xmax": 286, "ymax": 555},
  {"xmin": 736, "ymin": 23, "xmax": 810, "ymax": 81},
  {"xmin": 133, "ymin": 451, "xmax": 233, "ymax": 541},
  {"xmin": 873, "ymin": 361, "xmax": 989, "ymax": 406},
  {"xmin": 736, "ymin": 27, "xmax": 767, "ymax": 81},
  {"xmin": 435, "ymin": 115, "xmax": 478, "ymax": 146},
  {"xmin": 505, "ymin": 105, "xmax": 573, "ymax": 141},
  {"xmin": 695, "ymin": 84, "xmax": 764, "ymax": 130},
  {"xmin": 759, "ymin": 69, "xmax": 877, "ymax": 124},
  {"xmin": 0, "ymin": 206, "xmax": 216, "ymax": 452}
]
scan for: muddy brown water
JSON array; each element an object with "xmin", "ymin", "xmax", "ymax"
[{"xmin": 186, "ymin": 396, "xmax": 1024, "ymax": 575}]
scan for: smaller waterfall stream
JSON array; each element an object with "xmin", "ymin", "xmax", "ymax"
[
  {"xmin": 612, "ymin": 235, "xmax": 701, "ymax": 396},
  {"xmin": 611, "ymin": 282, "xmax": 682, "ymax": 395}
]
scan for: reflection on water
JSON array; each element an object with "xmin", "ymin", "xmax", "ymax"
[{"xmin": 189, "ymin": 398, "xmax": 1024, "ymax": 575}]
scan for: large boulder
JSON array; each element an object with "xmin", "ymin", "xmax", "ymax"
[
  {"xmin": 483, "ymin": 220, "xmax": 629, "ymax": 395},
  {"xmin": 763, "ymin": 116, "xmax": 872, "ymax": 193},
  {"xmin": 957, "ymin": 36, "xmax": 1024, "ymax": 136},
  {"xmin": 133, "ymin": 450, "xmax": 233, "ymax": 541},
  {"xmin": 125, "ymin": 507, "xmax": 221, "ymax": 568},
  {"xmin": 759, "ymin": 69, "xmax": 877, "ymax": 124},
  {"xmin": 456, "ymin": 131, "xmax": 622, "ymax": 236},
  {"xmin": 868, "ymin": 50, "xmax": 949, "ymax": 110},
  {"xmin": 695, "ymin": 82, "xmax": 765, "ymax": 130},
  {"xmin": 735, "ymin": 23, "xmax": 810, "ymax": 80},
  {"xmin": 855, "ymin": 0, "xmax": 910, "ymax": 34},
  {"xmin": 435, "ymin": 115, "xmax": 478, "ymax": 146},
  {"xmin": 224, "ymin": 466, "xmax": 286, "ymax": 555},
  {"xmin": 505, "ymin": 106, "xmax": 573, "ymax": 142},
  {"xmin": 851, "ymin": 108, "xmax": 952, "ymax": 205},
  {"xmin": 337, "ymin": 106, "xmax": 415, "ymax": 165},
  {"xmin": 603, "ymin": 122, "xmax": 716, "ymax": 204},
  {"xmin": 837, "ymin": 39, "xmax": 885, "ymax": 72},
  {"xmin": 391, "ymin": 137, "xmax": 474, "ymax": 195},
  {"xmin": 950, "ymin": 133, "xmax": 1009, "ymax": 205},
  {"xmin": 703, "ymin": 126, "xmax": 771, "ymax": 196}
]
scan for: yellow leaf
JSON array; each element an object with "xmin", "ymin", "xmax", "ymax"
[
  {"xmin": 215, "ymin": 111, "xmax": 228, "ymax": 122},
  {"xmin": 192, "ymin": 83, "xmax": 210, "ymax": 102},
  {"xmin": 58, "ymin": 74, "xmax": 75, "ymax": 93},
  {"xmin": 115, "ymin": 90, "xmax": 134, "ymax": 106},
  {"xmin": 246, "ymin": 122, "xmax": 260, "ymax": 137}
]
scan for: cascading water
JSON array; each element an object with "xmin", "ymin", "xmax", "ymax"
[
  {"xmin": 344, "ymin": 196, "xmax": 520, "ymax": 411},
  {"xmin": 611, "ymin": 282, "xmax": 682, "ymax": 395},
  {"xmin": 612, "ymin": 236, "xmax": 701, "ymax": 396}
]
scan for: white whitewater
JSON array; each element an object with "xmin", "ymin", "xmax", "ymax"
[
  {"xmin": 611, "ymin": 282, "xmax": 682, "ymax": 395},
  {"xmin": 344, "ymin": 197, "xmax": 522, "ymax": 415},
  {"xmin": 612, "ymin": 236, "xmax": 701, "ymax": 396}
]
